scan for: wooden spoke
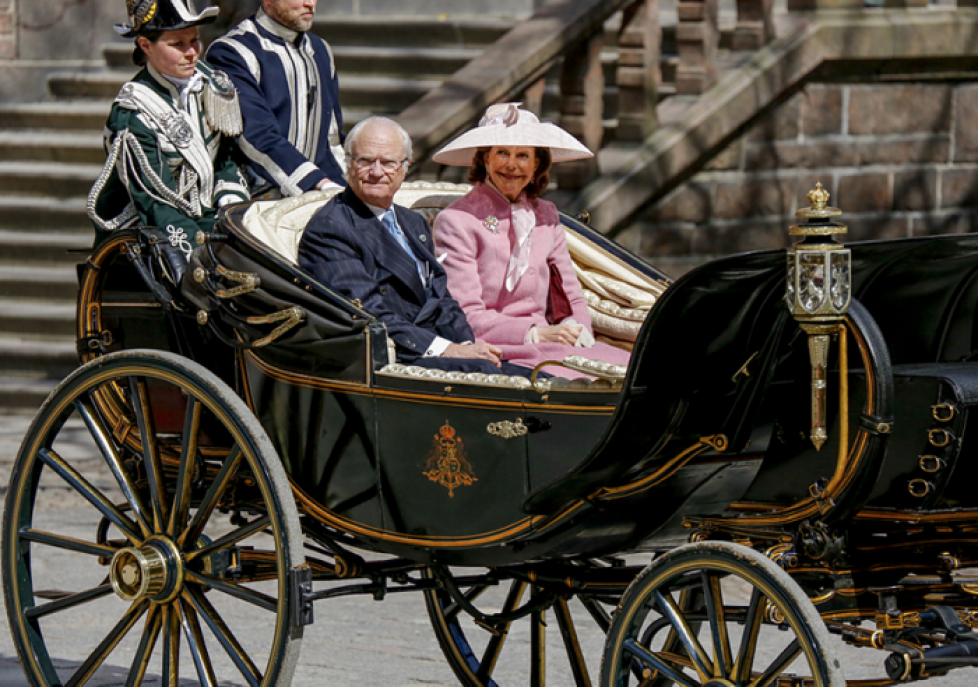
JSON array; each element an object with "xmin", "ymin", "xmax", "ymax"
[
  {"xmin": 125, "ymin": 604, "xmax": 162, "ymax": 687},
  {"xmin": 179, "ymin": 445, "xmax": 243, "ymax": 548},
  {"xmin": 733, "ymin": 588, "xmax": 766, "ymax": 683},
  {"xmin": 654, "ymin": 589, "xmax": 713, "ymax": 680},
  {"xmin": 75, "ymin": 396, "xmax": 153, "ymax": 539},
  {"xmin": 25, "ymin": 584, "xmax": 114, "ymax": 620},
  {"xmin": 530, "ymin": 588, "xmax": 545, "ymax": 687},
  {"xmin": 622, "ymin": 639, "xmax": 699, "ymax": 687},
  {"xmin": 185, "ymin": 515, "xmax": 270, "ymax": 563},
  {"xmin": 184, "ymin": 570, "xmax": 278, "ymax": 613},
  {"xmin": 37, "ymin": 447, "xmax": 141, "ymax": 543},
  {"xmin": 554, "ymin": 598, "xmax": 593, "ymax": 687},
  {"xmin": 163, "ymin": 603, "xmax": 181, "ymax": 685},
  {"xmin": 700, "ymin": 570, "xmax": 732, "ymax": 678},
  {"xmin": 179, "ymin": 596, "xmax": 218, "ymax": 687},
  {"xmin": 476, "ymin": 579, "xmax": 527, "ymax": 683},
  {"xmin": 168, "ymin": 396, "xmax": 202, "ymax": 538},
  {"xmin": 579, "ymin": 595, "xmax": 612, "ymax": 633},
  {"xmin": 186, "ymin": 587, "xmax": 262, "ymax": 687},
  {"xmin": 128, "ymin": 376, "xmax": 168, "ymax": 533},
  {"xmin": 65, "ymin": 600, "xmax": 148, "ymax": 687},
  {"xmin": 750, "ymin": 639, "xmax": 803, "ymax": 687},
  {"xmin": 19, "ymin": 528, "xmax": 117, "ymax": 558}
]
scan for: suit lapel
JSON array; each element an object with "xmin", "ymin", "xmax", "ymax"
[{"xmin": 342, "ymin": 190, "xmax": 426, "ymax": 299}]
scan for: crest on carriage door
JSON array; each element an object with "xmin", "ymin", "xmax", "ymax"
[{"xmin": 423, "ymin": 421, "xmax": 477, "ymax": 497}]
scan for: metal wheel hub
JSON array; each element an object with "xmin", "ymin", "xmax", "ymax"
[{"xmin": 109, "ymin": 536, "xmax": 184, "ymax": 603}]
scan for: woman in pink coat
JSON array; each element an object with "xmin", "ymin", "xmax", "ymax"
[{"xmin": 432, "ymin": 103, "xmax": 631, "ymax": 379}]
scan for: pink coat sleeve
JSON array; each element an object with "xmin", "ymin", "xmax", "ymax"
[
  {"xmin": 434, "ymin": 208, "xmax": 548, "ymax": 345},
  {"xmin": 545, "ymin": 219, "xmax": 594, "ymax": 334}
]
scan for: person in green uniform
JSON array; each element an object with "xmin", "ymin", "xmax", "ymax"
[{"xmin": 88, "ymin": 0, "xmax": 250, "ymax": 253}]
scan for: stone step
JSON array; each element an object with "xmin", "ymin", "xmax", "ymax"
[
  {"xmin": 0, "ymin": 101, "xmax": 111, "ymax": 132},
  {"xmin": 0, "ymin": 264, "xmax": 78, "ymax": 301},
  {"xmin": 48, "ymin": 71, "xmax": 130, "ymax": 101},
  {"xmin": 0, "ymin": 337, "xmax": 78, "ymax": 380},
  {"xmin": 0, "ymin": 161, "xmax": 101, "ymax": 197},
  {"xmin": 0, "ymin": 377, "xmax": 60, "ymax": 412},
  {"xmin": 310, "ymin": 16, "xmax": 515, "ymax": 49},
  {"xmin": 0, "ymin": 229, "xmax": 90, "ymax": 265},
  {"xmin": 337, "ymin": 75, "xmax": 442, "ymax": 113},
  {"xmin": 0, "ymin": 299, "xmax": 75, "ymax": 337},
  {"xmin": 0, "ymin": 196, "xmax": 89, "ymax": 232},
  {"xmin": 0, "ymin": 131, "xmax": 104, "ymax": 165}
]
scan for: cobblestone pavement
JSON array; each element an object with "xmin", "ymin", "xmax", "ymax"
[{"xmin": 0, "ymin": 410, "xmax": 973, "ymax": 686}]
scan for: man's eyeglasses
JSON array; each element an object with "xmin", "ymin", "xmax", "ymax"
[{"xmin": 351, "ymin": 156, "xmax": 407, "ymax": 173}]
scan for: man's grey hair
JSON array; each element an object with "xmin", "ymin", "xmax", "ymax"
[{"xmin": 345, "ymin": 117, "xmax": 413, "ymax": 163}]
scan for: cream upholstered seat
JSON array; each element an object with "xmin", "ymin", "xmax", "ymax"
[{"xmin": 238, "ymin": 181, "xmax": 665, "ymax": 378}]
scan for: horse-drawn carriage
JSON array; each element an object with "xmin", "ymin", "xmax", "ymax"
[{"xmin": 4, "ymin": 180, "xmax": 978, "ymax": 686}]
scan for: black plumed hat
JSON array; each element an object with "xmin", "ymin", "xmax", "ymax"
[{"xmin": 114, "ymin": 0, "xmax": 219, "ymax": 38}]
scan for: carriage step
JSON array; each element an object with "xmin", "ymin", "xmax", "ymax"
[
  {"xmin": 0, "ymin": 265, "xmax": 78, "ymax": 301},
  {"xmin": 0, "ymin": 101, "xmax": 110, "ymax": 132},
  {"xmin": 0, "ymin": 299, "xmax": 75, "ymax": 337},
  {"xmin": 0, "ymin": 338, "xmax": 77, "ymax": 379},
  {"xmin": 0, "ymin": 131, "xmax": 104, "ymax": 165},
  {"xmin": 0, "ymin": 162, "xmax": 101, "ymax": 198}
]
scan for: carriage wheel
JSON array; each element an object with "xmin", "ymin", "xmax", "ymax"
[
  {"xmin": 424, "ymin": 564, "xmax": 616, "ymax": 686},
  {"xmin": 3, "ymin": 350, "xmax": 305, "ymax": 686},
  {"xmin": 601, "ymin": 541, "xmax": 843, "ymax": 687}
]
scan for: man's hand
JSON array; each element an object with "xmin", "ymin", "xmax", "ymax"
[
  {"xmin": 536, "ymin": 323, "xmax": 583, "ymax": 346},
  {"xmin": 316, "ymin": 179, "xmax": 342, "ymax": 191},
  {"xmin": 442, "ymin": 342, "xmax": 502, "ymax": 367}
]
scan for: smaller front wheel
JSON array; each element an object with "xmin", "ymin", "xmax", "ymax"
[{"xmin": 601, "ymin": 541, "xmax": 844, "ymax": 687}]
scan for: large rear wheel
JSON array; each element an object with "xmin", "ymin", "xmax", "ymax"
[{"xmin": 3, "ymin": 350, "xmax": 305, "ymax": 686}]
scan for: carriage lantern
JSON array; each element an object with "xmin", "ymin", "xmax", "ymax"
[{"xmin": 787, "ymin": 183, "xmax": 850, "ymax": 450}]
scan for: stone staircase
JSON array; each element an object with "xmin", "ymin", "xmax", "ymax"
[{"xmin": 0, "ymin": 12, "xmax": 686, "ymax": 412}]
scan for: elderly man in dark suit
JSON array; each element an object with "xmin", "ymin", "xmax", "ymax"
[{"xmin": 298, "ymin": 116, "xmax": 528, "ymax": 375}]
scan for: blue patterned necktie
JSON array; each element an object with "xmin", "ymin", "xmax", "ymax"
[{"xmin": 381, "ymin": 209, "xmax": 426, "ymax": 284}]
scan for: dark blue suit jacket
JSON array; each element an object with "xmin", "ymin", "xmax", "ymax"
[{"xmin": 297, "ymin": 188, "xmax": 475, "ymax": 362}]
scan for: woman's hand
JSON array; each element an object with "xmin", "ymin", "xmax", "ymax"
[{"xmin": 536, "ymin": 323, "xmax": 583, "ymax": 346}]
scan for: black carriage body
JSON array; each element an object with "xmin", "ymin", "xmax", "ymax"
[{"xmin": 78, "ymin": 202, "xmax": 978, "ymax": 572}]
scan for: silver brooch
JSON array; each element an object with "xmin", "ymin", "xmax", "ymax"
[
  {"xmin": 483, "ymin": 215, "xmax": 499, "ymax": 233},
  {"xmin": 163, "ymin": 113, "xmax": 194, "ymax": 148},
  {"xmin": 419, "ymin": 234, "xmax": 427, "ymax": 243}
]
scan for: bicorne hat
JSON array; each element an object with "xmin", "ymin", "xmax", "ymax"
[
  {"xmin": 432, "ymin": 102, "xmax": 594, "ymax": 167},
  {"xmin": 114, "ymin": 0, "xmax": 220, "ymax": 38}
]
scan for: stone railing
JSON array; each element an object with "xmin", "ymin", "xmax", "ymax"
[{"xmin": 399, "ymin": 0, "xmax": 959, "ymax": 194}]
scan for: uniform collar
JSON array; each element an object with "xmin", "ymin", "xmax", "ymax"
[
  {"xmin": 256, "ymin": 8, "xmax": 301, "ymax": 43},
  {"xmin": 146, "ymin": 63, "xmax": 181, "ymax": 100}
]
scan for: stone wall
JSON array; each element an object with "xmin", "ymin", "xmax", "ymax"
[{"xmin": 633, "ymin": 80, "xmax": 978, "ymax": 278}]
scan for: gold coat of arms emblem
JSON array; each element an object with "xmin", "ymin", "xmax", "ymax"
[{"xmin": 423, "ymin": 421, "xmax": 477, "ymax": 497}]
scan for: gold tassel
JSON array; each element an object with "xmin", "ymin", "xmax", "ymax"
[{"xmin": 202, "ymin": 70, "xmax": 243, "ymax": 137}]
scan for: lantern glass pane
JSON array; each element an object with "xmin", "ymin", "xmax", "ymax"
[
  {"xmin": 831, "ymin": 251, "xmax": 850, "ymax": 311},
  {"xmin": 786, "ymin": 254, "xmax": 796, "ymax": 306},
  {"xmin": 798, "ymin": 252, "xmax": 826, "ymax": 313}
]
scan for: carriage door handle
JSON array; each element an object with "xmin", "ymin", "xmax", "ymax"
[{"xmin": 487, "ymin": 419, "xmax": 528, "ymax": 439}]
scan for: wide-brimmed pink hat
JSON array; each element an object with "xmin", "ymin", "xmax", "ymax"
[{"xmin": 433, "ymin": 103, "xmax": 594, "ymax": 166}]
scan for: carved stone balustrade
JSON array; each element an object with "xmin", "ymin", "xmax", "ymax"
[
  {"xmin": 558, "ymin": 33, "xmax": 605, "ymax": 189},
  {"xmin": 616, "ymin": 0, "xmax": 661, "ymax": 142},
  {"xmin": 733, "ymin": 0, "xmax": 773, "ymax": 50},
  {"xmin": 675, "ymin": 0, "xmax": 719, "ymax": 95}
]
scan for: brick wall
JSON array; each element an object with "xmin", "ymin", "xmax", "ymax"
[
  {"xmin": 0, "ymin": 0, "xmax": 14, "ymax": 61},
  {"xmin": 638, "ymin": 81, "xmax": 978, "ymax": 277}
]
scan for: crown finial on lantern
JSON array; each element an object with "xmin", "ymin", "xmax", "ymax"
[{"xmin": 808, "ymin": 182, "xmax": 830, "ymax": 211}]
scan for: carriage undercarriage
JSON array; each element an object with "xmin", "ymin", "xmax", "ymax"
[{"xmin": 5, "ymin": 183, "xmax": 978, "ymax": 686}]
